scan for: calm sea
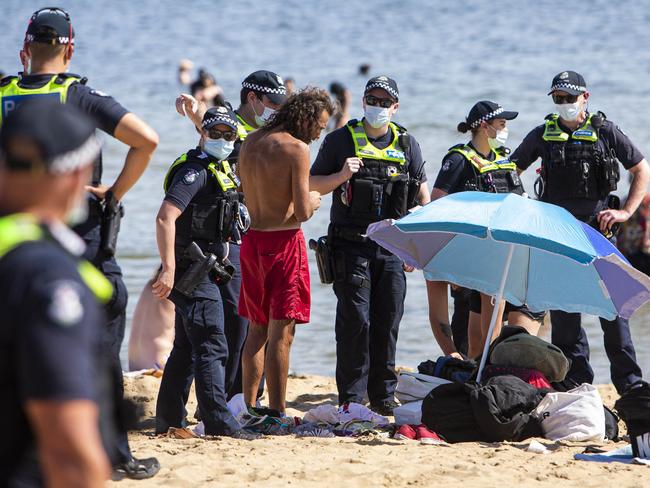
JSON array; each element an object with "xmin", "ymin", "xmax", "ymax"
[{"xmin": 2, "ymin": 0, "xmax": 650, "ymax": 382}]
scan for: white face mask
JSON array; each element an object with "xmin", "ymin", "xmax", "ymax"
[
  {"xmin": 364, "ymin": 105, "xmax": 391, "ymax": 129},
  {"xmin": 253, "ymin": 103, "xmax": 276, "ymax": 126},
  {"xmin": 203, "ymin": 137, "xmax": 235, "ymax": 160},
  {"xmin": 488, "ymin": 126, "xmax": 508, "ymax": 149},
  {"xmin": 555, "ymin": 101, "xmax": 582, "ymax": 121},
  {"xmin": 25, "ymin": 56, "xmax": 32, "ymax": 75}
]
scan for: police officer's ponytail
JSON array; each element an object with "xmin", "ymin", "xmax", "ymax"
[{"xmin": 457, "ymin": 121, "xmax": 470, "ymax": 133}]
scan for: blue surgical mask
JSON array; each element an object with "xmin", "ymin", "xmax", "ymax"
[
  {"xmin": 204, "ymin": 137, "xmax": 235, "ymax": 160},
  {"xmin": 364, "ymin": 105, "xmax": 391, "ymax": 128}
]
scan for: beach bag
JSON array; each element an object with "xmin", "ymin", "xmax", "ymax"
[
  {"xmin": 395, "ymin": 372, "xmax": 450, "ymax": 403},
  {"xmin": 532, "ymin": 383, "xmax": 605, "ymax": 442},
  {"xmin": 394, "ymin": 400, "xmax": 423, "ymax": 425}
]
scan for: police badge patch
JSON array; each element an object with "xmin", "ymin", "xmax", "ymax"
[
  {"xmin": 183, "ymin": 169, "xmax": 199, "ymax": 184},
  {"xmin": 47, "ymin": 280, "xmax": 84, "ymax": 327}
]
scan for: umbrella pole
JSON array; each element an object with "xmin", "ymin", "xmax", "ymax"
[{"xmin": 476, "ymin": 243, "xmax": 515, "ymax": 383}]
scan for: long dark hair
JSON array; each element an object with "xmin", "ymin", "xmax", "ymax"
[{"xmin": 260, "ymin": 87, "xmax": 335, "ymax": 143}]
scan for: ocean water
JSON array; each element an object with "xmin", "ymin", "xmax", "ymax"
[{"xmin": 2, "ymin": 0, "xmax": 650, "ymax": 382}]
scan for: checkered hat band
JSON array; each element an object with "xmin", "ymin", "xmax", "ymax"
[
  {"xmin": 202, "ymin": 115, "xmax": 236, "ymax": 129},
  {"xmin": 241, "ymin": 81, "xmax": 286, "ymax": 95},
  {"xmin": 365, "ymin": 82, "xmax": 398, "ymax": 100},
  {"xmin": 49, "ymin": 135, "xmax": 101, "ymax": 174},
  {"xmin": 550, "ymin": 82, "xmax": 586, "ymax": 93},
  {"xmin": 470, "ymin": 107, "xmax": 504, "ymax": 129}
]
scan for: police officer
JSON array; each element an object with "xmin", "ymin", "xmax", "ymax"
[
  {"xmin": 0, "ymin": 7, "xmax": 160, "ymax": 478},
  {"xmin": 153, "ymin": 105, "xmax": 255, "ymax": 438},
  {"xmin": 311, "ymin": 76, "xmax": 430, "ymax": 414},
  {"xmin": 428, "ymin": 101, "xmax": 544, "ymax": 359},
  {"xmin": 176, "ymin": 70, "xmax": 287, "ymax": 399},
  {"xmin": 0, "ymin": 100, "xmax": 111, "ymax": 487},
  {"xmin": 512, "ymin": 70, "xmax": 650, "ymax": 393}
]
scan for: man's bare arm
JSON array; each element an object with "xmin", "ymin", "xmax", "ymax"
[
  {"xmin": 26, "ymin": 400, "xmax": 110, "ymax": 488},
  {"xmin": 292, "ymin": 143, "xmax": 320, "ymax": 222}
]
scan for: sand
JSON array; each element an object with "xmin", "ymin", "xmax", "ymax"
[{"xmin": 111, "ymin": 374, "xmax": 648, "ymax": 488}]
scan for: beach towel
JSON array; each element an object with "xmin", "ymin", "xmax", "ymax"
[{"xmin": 574, "ymin": 444, "xmax": 650, "ymax": 465}]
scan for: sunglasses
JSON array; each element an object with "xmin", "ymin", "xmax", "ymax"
[
  {"xmin": 364, "ymin": 95, "xmax": 395, "ymax": 109},
  {"xmin": 552, "ymin": 93, "xmax": 579, "ymax": 104},
  {"xmin": 207, "ymin": 129, "xmax": 237, "ymax": 141}
]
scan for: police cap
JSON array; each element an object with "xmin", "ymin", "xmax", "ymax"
[
  {"xmin": 465, "ymin": 100, "xmax": 518, "ymax": 130},
  {"xmin": 0, "ymin": 99, "xmax": 100, "ymax": 173},
  {"xmin": 202, "ymin": 105, "xmax": 239, "ymax": 131},
  {"xmin": 364, "ymin": 76, "xmax": 399, "ymax": 101},
  {"xmin": 548, "ymin": 71, "xmax": 587, "ymax": 96},
  {"xmin": 242, "ymin": 70, "xmax": 287, "ymax": 105},
  {"xmin": 25, "ymin": 7, "xmax": 75, "ymax": 45}
]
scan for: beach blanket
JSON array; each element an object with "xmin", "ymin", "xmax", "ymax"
[{"xmin": 574, "ymin": 444, "xmax": 650, "ymax": 465}]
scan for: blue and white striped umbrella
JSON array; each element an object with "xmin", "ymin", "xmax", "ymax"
[{"xmin": 366, "ymin": 191, "xmax": 650, "ymax": 381}]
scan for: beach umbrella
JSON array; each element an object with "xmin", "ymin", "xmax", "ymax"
[{"xmin": 366, "ymin": 191, "xmax": 650, "ymax": 382}]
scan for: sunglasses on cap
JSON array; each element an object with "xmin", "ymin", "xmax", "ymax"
[
  {"xmin": 552, "ymin": 93, "xmax": 580, "ymax": 104},
  {"xmin": 31, "ymin": 7, "xmax": 71, "ymax": 21},
  {"xmin": 207, "ymin": 128, "xmax": 237, "ymax": 142},
  {"xmin": 364, "ymin": 95, "xmax": 395, "ymax": 109}
]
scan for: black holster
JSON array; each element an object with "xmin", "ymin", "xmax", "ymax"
[
  {"xmin": 175, "ymin": 242, "xmax": 234, "ymax": 296},
  {"xmin": 100, "ymin": 191, "xmax": 124, "ymax": 257},
  {"xmin": 309, "ymin": 235, "xmax": 335, "ymax": 284}
]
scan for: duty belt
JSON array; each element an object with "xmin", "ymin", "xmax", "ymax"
[{"xmin": 331, "ymin": 225, "xmax": 368, "ymax": 243}]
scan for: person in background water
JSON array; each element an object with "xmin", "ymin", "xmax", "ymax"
[
  {"xmin": 618, "ymin": 194, "xmax": 650, "ymax": 275},
  {"xmin": 310, "ymin": 76, "xmax": 430, "ymax": 415},
  {"xmin": 238, "ymin": 88, "xmax": 333, "ymax": 414},
  {"xmin": 285, "ymin": 77, "xmax": 296, "ymax": 95},
  {"xmin": 512, "ymin": 70, "xmax": 650, "ymax": 393},
  {"xmin": 153, "ymin": 105, "xmax": 257, "ymax": 439},
  {"xmin": 177, "ymin": 58, "xmax": 193, "ymax": 85},
  {"xmin": 358, "ymin": 63, "xmax": 370, "ymax": 76},
  {"xmin": 0, "ymin": 6, "xmax": 160, "ymax": 479},
  {"xmin": 190, "ymin": 68, "xmax": 225, "ymax": 107},
  {"xmin": 0, "ymin": 100, "xmax": 111, "ymax": 488},
  {"xmin": 427, "ymin": 101, "xmax": 545, "ymax": 359},
  {"xmin": 329, "ymin": 81, "xmax": 351, "ymax": 130}
]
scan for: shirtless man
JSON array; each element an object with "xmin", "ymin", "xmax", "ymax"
[{"xmin": 238, "ymin": 87, "xmax": 335, "ymax": 413}]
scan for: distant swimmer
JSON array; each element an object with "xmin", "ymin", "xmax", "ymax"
[
  {"xmin": 329, "ymin": 81, "xmax": 351, "ymax": 129},
  {"xmin": 127, "ymin": 275, "xmax": 175, "ymax": 371},
  {"xmin": 190, "ymin": 68, "xmax": 225, "ymax": 107},
  {"xmin": 177, "ymin": 58, "xmax": 194, "ymax": 85},
  {"xmin": 284, "ymin": 76, "xmax": 296, "ymax": 95},
  {"xmin": 238, "ymin": 88, "xmax": 334, "ymax": 414},
  {"xmin": 512, "ymin": 70, "xmax": 650, "ymax": 393},
  {"xmin": 310, "ymin": 76, "xmax": 430, "ymax": 416}
]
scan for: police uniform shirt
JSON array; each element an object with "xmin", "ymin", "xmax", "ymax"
[
  {"xmin": 164, "ymin": 148, "xmax": 226, "ymax": 300},
  {"xmin": 15, "ymin": 74, "xmax": 129, "ymax": 135},
  {"xmin": 311, "ymin": 123, "xmax": 427, "ymax": 226},
  {"xmin": 511, "ymin": 117, "xmax": 644, "ymax": 216},
  {"xmin": 0, "ymin": 225, "xmax": 103, "ymax": 483},
  {"xmin": 434, "ymin": 142, "xmax": 496, "ymax": 194}
]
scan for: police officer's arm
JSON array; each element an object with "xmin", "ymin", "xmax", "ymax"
[
  {"xmin": 599, "ymin": 159, "xmax": 650, "ymax": 232},
  {"xmin": 292, "ymin": 141, "xmax": 320, "ymax": 221},
  {"xmin": 425, "ymin": 280, "xmax": 461, "ymax": 357},
  {"xmin": 153, "ymin": 201, "xmax": 182, "ymax": 299},
  {"xmin": 408, "ymin": 138, "xmax": 431, "ymax": 205},
  {"xmin": 511, "ymin": 127, "xmax": 543, "ymax": 175},
  {"xmin": 429, "ymin": 153, "xmax": 466, "ymax": 201},
  {"xmin": 310, "ymin": 132, "xmax": 362, "ymax": 195},
  {"xmin": 100, "ymin": 113, "xmax": 159, "ymax": 201},
  {"xmin": 26, "ymin": 401, "xmax": 108, "ymax": 487},
  {"xmin": 176, "ymin": 93, "xmax": 207, "ymax": 130}
]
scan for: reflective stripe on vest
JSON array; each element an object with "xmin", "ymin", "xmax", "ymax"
[
  {"xmin": 0, "ymin": 214, "xmax": 113, "ymax": 303},
  {"xmin": 542, "ymin": 113, "xmax": 599, "ymax": 143},
  {"xmin": 0, "ymin": 75, "xmax": 79, "ymax": 126},
  {"xmin": 236, "ymin": 113, "xmax": 255, "ymax": 140},
  {"xmin": 447, "ymin": 145, "xmax": 517, "ymax": 174},
  {"xmin": 347, "ymin": 121, "xmax": 407, "ymax": 165},
  {"xmin": 164, "ymin": 152, "xmax": 237, "ymax": 192}
]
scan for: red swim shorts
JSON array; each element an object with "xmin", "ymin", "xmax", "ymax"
[{"xmin": 238, "ymin": 228, "xmax": 310, "ymax": 325}]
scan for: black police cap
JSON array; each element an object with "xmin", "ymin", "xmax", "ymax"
[
  {"xmin": 465, "ymin": 100, "xmax": 518, "ymax": 130},
  {"xmin": 0, "ymin": 99, "xmax": 100, "ymax": 173},
  {"xmin": 25, "ymin": 7, "xmax": 74, "ymax": 45},
  {"xmin": 242, "ymin": 70, "xmax": 287, "ymax": 105},
  {"xmin": 364, "ymin": 76, "xmax": 399, "ymax": 101},
  {"xmin": 202, "ymin": 105, "xmax": 239, "ymax": 131},
  {"xmin": 548, "ymin": 71, "xmax": 587, "ymax": 96}
]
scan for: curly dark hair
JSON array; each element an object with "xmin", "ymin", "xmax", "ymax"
[{"xmin": 260, "ymin": 87, "xmax": 336, "ymax": 143}]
